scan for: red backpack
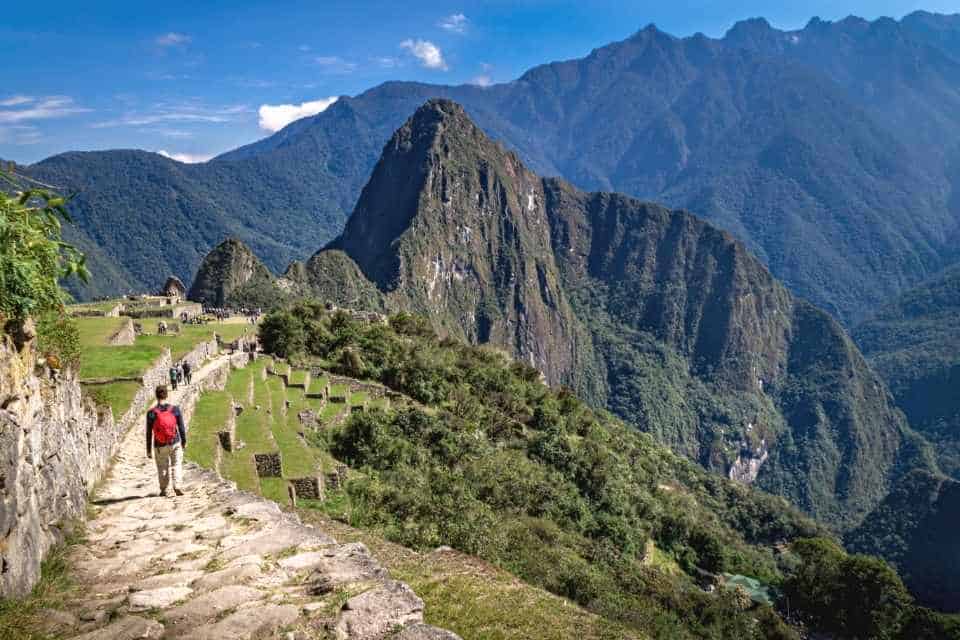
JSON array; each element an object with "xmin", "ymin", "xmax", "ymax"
[{"xmin": 151, "ymin": 405, "xmax": 178, "ymax": 446}]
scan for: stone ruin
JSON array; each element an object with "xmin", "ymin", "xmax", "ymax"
[
  {"xmin": 254, "ymin": 452, "xmax": 282, "ymax": 478},
  {"xmin": 297, "ymin": 409, "xmax": 317, "ymax": 428},
  {"xmin": 289, "ymin": 476, "xmax": 324, "ymax": 500},
  {"xmin": 325, "ymin": 463, "xmax": 349, "ymax": 491}
]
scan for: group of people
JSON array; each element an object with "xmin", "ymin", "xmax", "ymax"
[
  {"xmin": 203, "ymin": 306, "xmax": 263, "ymax": 324},
  {"xmin": 168, "ymin": 360, "xmax": 192, "ymax": 390}
]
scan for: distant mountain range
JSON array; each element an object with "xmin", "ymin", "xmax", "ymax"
[{"xmin": 29, "ymin": 11, "xmax": 960, "ymax": 328}]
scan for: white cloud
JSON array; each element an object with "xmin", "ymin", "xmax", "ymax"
[
  {"xmin": 374, "ymin": 56, "xmax": 399, "ymax": 69},
  {"xmin": 438, "ymin": 13, "xmax": 468, "ymax": 34},
  {"xmin": 0, "ymin": 96, "xmax": 90, "ymax": 123},
  {"xmin": 0, "ymin": 95, "xmax": 33, "ymax": 107},
  {"xmin": 0, "ymin": 125, "xmax": 42, "ymax": 145},
  {"xmin": 91, "ymin": 102, "xmax": 249, "ymax": 128},
  {"xmin": 156, "ymin": 32, "xmax": 191, "ymax": 47},
  {"xmin": 313, "ymin": 56, "xmax": 357, "ymax": 73},
  {"xmin": 257, "ymin": 97, "xmax": 338, "ymax": 132},
  {"xmin": 470, "ymin": 75, "xmax": 493, "ymax": 87},
  {"xmin": 400, "ymin": 39, "xmax": 448, "ymax": 70},
  {"xmin": 157, "ymin": 149, "xmax": 212, "ymax": 163}
]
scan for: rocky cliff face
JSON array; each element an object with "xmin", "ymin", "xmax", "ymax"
[
  {"xmin": 0, "ymin": 322, "xmax": 116, "ymax": 597},
  {"xmin": 272, "ymin": 99, "xmax": 925, "ymax": 531},
  {"xmin": 188, "ymin": 238, "xmax": 282, "ymax": 308}
]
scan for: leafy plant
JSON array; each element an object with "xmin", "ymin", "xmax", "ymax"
[{"xmin": 0, "ymin": 168, "xmax": 88, "ymax": 320}]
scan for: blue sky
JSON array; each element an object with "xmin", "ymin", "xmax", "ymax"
[{"xmin": 2, "ymin": 0, "xmax": 958, "ymax": 164}]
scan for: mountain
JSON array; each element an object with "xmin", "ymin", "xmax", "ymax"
[
  {"xmin": 247, "ymin": 98, "xmax": 932, "ymax": 537},
  {"xmin": 186, "ymin": 237, "xmax": 283, "ymax": 308},
  {"xmin": 847, "ymin": 469, "xmax": 960, "ymax": 612},
  {"xmin": 853, "ymin": 264, "xmax": 960, "ymax": 477},
  {"xmin": 35, "ymin": 12, "xmax": 960, "ymax": 326}
]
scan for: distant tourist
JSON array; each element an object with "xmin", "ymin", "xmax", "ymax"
[
  {"xmin": 176, "ymin": 363, "xmax": 184, "ymax": 386},
  {"xmin": 146, "ymin": 385, "xmax": 187, "ymax": 497},
  {"xmin": 158, "ymin": 320, "xmax": 167, "ymax": 335},
  {"xmin": 182, "ymin": 360, "xmax": 192, "ymax": 384},
  {"xmin": 168, "ymin": 365, "xmax": 179, "ymax": 390}
]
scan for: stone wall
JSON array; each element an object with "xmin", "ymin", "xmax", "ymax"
[
  {"xmin": 289, "ymin": 476, "xmax": 324, "ymax": 500},
  {"xmin": 107, "ymin": 319, "xmax": 136, "ymax": 346},
  {"xmin": 0, "ymin": 323, "xmax": 124, "ymax": 598},
  {"xmin": 254, "ymin": 452, "xmax": 282, "ymax": 478}
]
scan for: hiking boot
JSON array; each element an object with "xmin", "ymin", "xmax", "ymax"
[{"xmin": 174, "ymin": 488, "xmax": 185, "ymax": 496}]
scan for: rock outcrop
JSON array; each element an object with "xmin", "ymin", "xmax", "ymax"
[{"xmin": 188, "ymin": 238, "xmax": 281, "ymax": 308}]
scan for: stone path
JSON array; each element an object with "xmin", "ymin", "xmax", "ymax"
[{"xmin": 44, "ymin": 352, "xmax": 459, "ymax": 640}]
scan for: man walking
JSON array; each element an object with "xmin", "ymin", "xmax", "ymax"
[
  {"xmin": 168, "ymin": 365, "xmax": 178, "ymax": 390},
  {"xmin": 182, "ymin": 360, "xmax": 192, "ymax": 384},
  {"xmin": 146, "ymin": 385, "xmax": 187, "ymax": 497}
]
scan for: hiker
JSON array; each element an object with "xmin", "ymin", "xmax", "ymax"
[
  {"xmin": 168, "ymin": 364, "xmax": 179, "ymax": 390},
  {"xmin": 146, "ymin": 385, "xmax": 187, "ymax": 497},
  {"xmin": 176, "ymin": 363, "xmax": 184, "ymax": 386},
  {"xmin": 158, "ymin": 320, "xmax": 167, "ymax": 335},
  {"xmin": 182, "ymin": 360, "xmax": 192, "ymax": 384}
]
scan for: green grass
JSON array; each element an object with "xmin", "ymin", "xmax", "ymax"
[
  {"xmin": 266, "ymin": 381, "xmax": 319, "ymax": 478},
  {"xmin": 82, "ymin": 380, "xmax": 141, "ymax": 419},
  {"xmin": 349, "ymin": 391, "xmax": 368, "ymax": 407},
  {"xmin": 295, "ymin": 511, "xmax": 642, "ymax": 640},
  {"xmin": 138, "ymin": 323, "xmax": 252, "ymax": 361},
  {"xmin": 185, "ymin": 390, "xmax": 232, "ymax": 470},
  {"xmin": 329, "ymin": 383, "xmax": 348, "ymax": 397},
  {"xmin": 320, "ymin": 402, "xmax": 346, "ymax": 423},
  {"xmin": 259, "ymin": 477, "xmax": 289, "ymax": 504},
  {"xmin": 0, "ymin": 530, "xmax": 82, "ymax": 640},
  {"xmin": 75, "ymin": 316, "xmax": 126, "ymax": 345},
  {"xmin": 288, "ymin": 369, "xmax": 308, "ymax": 386},
  {"xmin": 67, "ymin": 299, "xmax": 123, "ymax": 314},
  {"xmin": 79, "ymin": 344, "xmax": 164, "ymax": 380},
  {"xmin": 312, "ymin": 374, "xmax": 329, "ymax": 391}
]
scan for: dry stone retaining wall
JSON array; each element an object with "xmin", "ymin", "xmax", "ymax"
[
  {"xmin": 107, "ymin": 318, "xmax": 136, "ymax": 346},
  {"xmin": 0, "ymin": 324, "xmax": 123, "ymax": 597},
  {"xmin": 254, "ymin": 452, "xmax": 282, "ymax": 478}
]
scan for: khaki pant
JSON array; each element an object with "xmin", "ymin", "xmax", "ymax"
[{"xmin": 154, "ymin": 442, "xmax": 183, "ymax": 494}]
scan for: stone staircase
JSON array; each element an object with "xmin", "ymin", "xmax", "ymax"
[{"xmin": 43, "ymin": 352, "xmax": 459, "ymax": 640}]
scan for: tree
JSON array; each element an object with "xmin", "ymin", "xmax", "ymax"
[{"xmin": 0, "ymin": 168, "xmax": 88, "ymax": 320}]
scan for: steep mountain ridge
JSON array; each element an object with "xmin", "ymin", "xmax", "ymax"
[
  {"xmin": 33, "ymin": 11, "xmax": 960, "ymax": 326},
  {"xmin": 854, "ymin": 264, "xmax": 960, "ymax": 477},
  {"xmin": 187, "ymin": 237, "xmax": 280, "ymax": 307},
  {"xmin": 271, "ymin": 99, "xmax": 929, "ymax": 532}
]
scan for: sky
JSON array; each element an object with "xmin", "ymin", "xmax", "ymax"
[{"xmin": 2, "ymin": 1, "xmax": 958, "ymax": 164}]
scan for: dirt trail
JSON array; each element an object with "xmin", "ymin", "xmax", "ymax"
[{"xmin": 46, "ymin": 352, "xmax": 458, "ymax": 640}]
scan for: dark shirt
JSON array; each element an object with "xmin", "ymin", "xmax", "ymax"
[{"xmin": 146, "ymin": 403, "xmax": 187, "ymax": 454}]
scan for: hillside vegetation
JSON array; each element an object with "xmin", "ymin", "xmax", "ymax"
[
  {"xmin": 253, "ymin": 301, "xmax": 959, "ymax": 640},
  {"xmin": 854, "ymin": 264, "xmax": 960, "ymax": 477}
]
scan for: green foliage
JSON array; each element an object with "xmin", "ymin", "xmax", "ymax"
[
  {"xmin": 264, "ymin": 301, "xmax": 825, "ymax": 639},
  {"xmin": 782, "ymin": 538, "xmax": 958, "ymax": 640},
  {"xmin": 35, "ymin": 310, "xmax": 81, "ymax": 369},
  {"xmin": 0, "ymin": 170, "xmax": 88, "ymax": 320}
]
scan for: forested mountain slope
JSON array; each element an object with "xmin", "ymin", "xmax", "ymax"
[
  {"xmin": 272, "ymin": 99, "xmax": 933, "ymax": 534},
  {"xmin": 32, "ymin": 12, "xmax": 960, "ymax": 325},
  {"xmin": 854, "ymin": 264, "xmax": 960, "ymax": 477}
]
